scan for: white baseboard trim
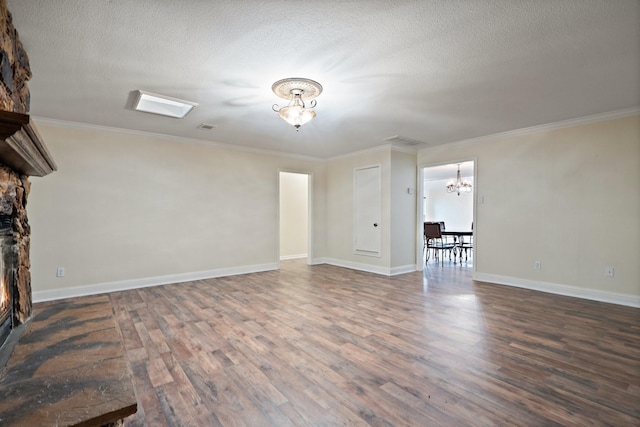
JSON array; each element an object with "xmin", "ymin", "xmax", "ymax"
[
  {"xmin": 324, "ymin": 258, "xmax": 390, "ymax": 275},
  {"xmin": 309, "ymin": 257, "xmax": 327, "ymax": 266},
  {"xmin": 474, "ymin": 272, "xmax": 640, "ymax": 308},
  {"xmin": 280, "ymin": 254, "xmax": 308, "ymax": 261},
  {"xmin": 322, "ymin": 258, "xmax": 414, "ymax": 276},
  {"xmin": 390, "ymin": 264, "xmax": 418, "ymax": 276},
  {"xmin": 33, "ymin": 262, "xmax": 279, "ymax": 303}
]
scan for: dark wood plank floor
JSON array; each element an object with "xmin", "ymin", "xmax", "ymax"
[{"xmin": 109, "ymin": 260, "xmax": 640, "ymax": 426}]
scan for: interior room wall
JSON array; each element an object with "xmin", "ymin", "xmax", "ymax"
[
  {"xmin": 418, "ymin": 114, "xmax": 640, "ymax": 305},
  {"xmin": 25, "ymin": 114, "xmax": 638, "ymax": 305},
  {"xmin": 390, "ymin": 150, "xmax": 417, "ymax": 271},
  {"xmin": 325, "ymin": 147, "xmax": 391, "ymax": 273},
  {"xmin": 27, "ymin": 121, "xmax": 326, "ymax": 298},
  {"xmin": 279, "ymin": 172, "xmax": 308, "ymax": 259},
  {"xmin": 424, "ymin": 178, "xmax": 474, "ymax": 230},
  {"xmin": 324, "ymin": 147, "xmax": 417, "ymax": 275}
]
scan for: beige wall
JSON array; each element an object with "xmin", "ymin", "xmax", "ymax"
[
  {"xmin": 324, "ymin": 147, "xmax": 417, "ymax": 274},
  {"xmin": 25, "ymin": 114, "xmax": 639, "ymax": 305},
  {"xmin": 325, "ymin": 148, "xmax": 391, "ymax": 271},
  {"xmin": 279, "ymin": 172, "xmax": 308, "ymax": 259},
  {"xmin": 390, "ymin": 150, "xmax": 417, "ymax": 270},
  {"xmin": 418, "ymin": 114, "xmax": 640, "ymax": 302},
  {"xmin": 28, "ymin": 123, "xmax": 326, "ymax": 296}
]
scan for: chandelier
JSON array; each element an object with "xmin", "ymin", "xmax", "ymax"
[
  {"xmin": 272, "ymin": 78, "xmax": 322, "ymax": 130},
  {"xmin": 446, "ymin": 164, "xmax": 472, "ymax": 196}
]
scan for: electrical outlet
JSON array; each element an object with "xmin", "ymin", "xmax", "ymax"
[
  {"xmin": 56, "ymin": 267, "xmax": 65, "ymax": 277},
  {"xmin": 605, "ymin": 267, "xmax": 614, "ymax": 278},
  {"xmin": 534, "ymin": 261, "xmax": 541, "ymax": 270}
]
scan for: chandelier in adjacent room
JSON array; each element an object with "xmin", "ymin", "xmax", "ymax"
[
  {"xmin": 446, "ymin": 164, "xmax": 472, "ymax": 196},
  {"xmin": 272, "ymin": 78, "xmax": 322, "ymax": 130}
]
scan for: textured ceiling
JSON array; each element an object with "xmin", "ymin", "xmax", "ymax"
[{"xmin": 7, "ymin": 0, "xmax": 640, "ymax": 159}]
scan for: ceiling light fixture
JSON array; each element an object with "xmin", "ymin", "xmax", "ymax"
[
  {"xmin": 272, "ymin": 78, "xmax": 322, "ymax": 130},
  {"xmin": 133, "ymin": 90, "xmax": 198, "ymax": 118},
  {"xmin": 446, "ymin": 164, "xmax": 473, "ymax": 196}
]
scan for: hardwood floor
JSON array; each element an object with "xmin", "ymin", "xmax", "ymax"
[{"xmin": 108, "ymin": 260, "xmax": 640, "ymax": 426}]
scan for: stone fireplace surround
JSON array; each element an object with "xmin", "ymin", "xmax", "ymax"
[
  {"xmin": 0, "ymin": 108, "xmax": 57, "ymax": 372},
  {"xmin": 0, "ymin": 154, "xmax": 38, "ymax": 355},
  {"xmin": 0, "ymin": 0, "xmax": 56, "ymax": 357},
  {"xmin": 0, "ymin": 4, "xmax": 140, "ymax": 427},
  {"xmin": 0, "ymin": 4, "xmax": 137, "ymax": 425}
]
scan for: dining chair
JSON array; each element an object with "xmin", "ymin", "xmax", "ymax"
[
  {"xmin": 438, "ymin": 220, "xmax": 457, "ymax": 249},
  {"xmin": 460, "ymin": 222, "xmax": 473, "ymax": 261},
  {"xmin": 424, "ymin": 222, "xmax": 456, "ymax": 265}
]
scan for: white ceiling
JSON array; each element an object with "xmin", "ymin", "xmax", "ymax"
[{"xmin": 7, "ymin": 0, "xmax": 640, "ymax": 159}]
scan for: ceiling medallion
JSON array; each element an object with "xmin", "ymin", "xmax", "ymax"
[{"xmin": 271, "ymin": 78, "xmax": 322, "ymax": 130}]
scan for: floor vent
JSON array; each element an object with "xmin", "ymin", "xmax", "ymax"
[{"xmin": 197, "ymin": 123, "xmax": 217, "ymax": 130}]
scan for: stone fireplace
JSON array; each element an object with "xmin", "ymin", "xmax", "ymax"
[
  {"xmin": 0, "ymin": 164, "xmax": 38, "ymax": 354},
  {"xmin": 0, "ymin": 4, "xmax": 137, "ymax": 425},
  {"xmin": 0, "ymin": 1, "xmax": 56, "ymax": 357}
]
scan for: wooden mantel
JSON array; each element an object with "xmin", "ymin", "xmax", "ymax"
[{"xmin": 0, "ymin": 110, "xmax": 56, "ymax": 177}]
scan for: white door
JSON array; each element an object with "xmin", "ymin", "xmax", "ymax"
[{"xmin": 354, "ymin": 165, "xmax": 381, "ymax": 256}]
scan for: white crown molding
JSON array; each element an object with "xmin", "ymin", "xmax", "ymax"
[
  {"xmin": 390, "ymin": 145, "xmax": 420, "ymax": 155},
  {"xmin": 33, "ymin": 262, "xmax": 278, "ymax": 303},
  {"xmin": 326, "ymin": 143, "xmax": 420, "ymax": 162},
  {"xmin": 34, "ymin": 108, "xmax": 638, "ymax": 162},
  {"xmin": 32, "ymin": 116, "xmax": 324, "ymax": 162},
  {"xmin": 419, "ymin": 107, "xmax": 640, "ymax": 153},
  {"xmin": 327, "ymin": 144, "xmax": 393, "ymax": 161},
  {"xmin": 474, "ymin": 272, "xmax": 640, "ymax": 308}
]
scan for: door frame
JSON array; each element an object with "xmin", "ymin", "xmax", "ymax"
[
  {"xmin": 416, "ymin": 158, "xmax": 477, "ymax": 272},
  {"xmin": 277, "ymin": 169, "xmax": 314, "ymax": 267}
]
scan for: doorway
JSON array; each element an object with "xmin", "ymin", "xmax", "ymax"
[
  {"xmin": 417, "ymin": 160, "xmax": 476, "ymax": 270},
  {"xmin": 279, "ymin": 171, "xmax": 311, "ymax": 263}
]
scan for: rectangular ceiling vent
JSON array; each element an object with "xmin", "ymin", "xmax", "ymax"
[
  {"xmin": 132, "ymin": 90, "xmax": 198, "ymax": 118},
  {"xmin": 197, "ymin": 123, "xmax": 217, "ymax": 130},
  {"xmin": 383, "ymin": 135, "xmax": 426, "ymax": 146}
]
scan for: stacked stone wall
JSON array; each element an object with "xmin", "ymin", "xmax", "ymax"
[
  {"xmin": 0, "ymin": 165, "xmax": 30, "ymax": 323},
  {"xmin": 0, "ymin": 0, "xmax": 31, "ymax": 113},
  {"xmin": 0, "ymin": 0, "xmax": 32, "ymax": 323}
]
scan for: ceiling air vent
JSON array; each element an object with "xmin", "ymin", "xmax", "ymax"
[
  {"xmin": 197, "ymin": 123, "xmax": 218, "ymax": 130},
  {"xmin": 383, "ymin": 135, "xmax": 426, "ymax": 146},
  {"xmin": 132, "ymin": 90, "xmax": 198, "ymax": 118}
]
